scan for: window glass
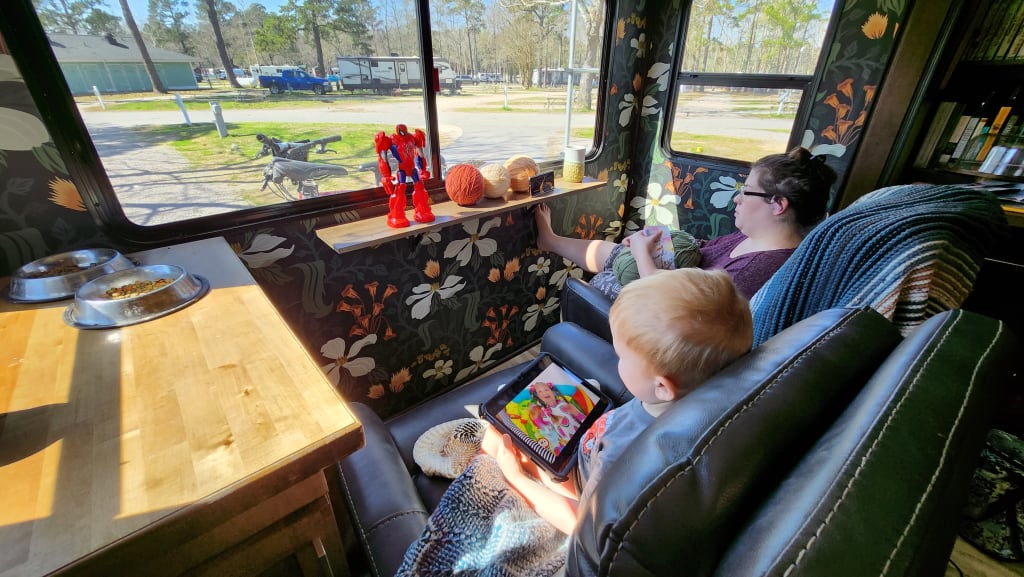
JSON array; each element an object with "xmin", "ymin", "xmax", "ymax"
[
  {"xmin": 431, "ymin": 0, "xmax": 605, "ymax": 167},
  {"xmin": 26, "ymin": 0, "xmax": 605, "ymax": 227},
  {"xmin": 670, "ymin": 0, "xmax": 835, "ymax": 162}
]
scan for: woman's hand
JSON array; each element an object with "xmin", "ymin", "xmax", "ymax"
[
  {"xmin": 623, "ymin": 227, "xmax": 662, "ymax": 257},
  {"xmin": 621, "ymin": 228, "xmax": 663, "ymax": 277}
]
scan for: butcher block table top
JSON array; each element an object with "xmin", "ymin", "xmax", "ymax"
[{"xmin": 0, "ymin": 237, "xmax": 362, "ymax": 577}]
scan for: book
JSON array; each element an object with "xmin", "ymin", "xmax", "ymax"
[
  {"xmin": 936, "ymin": 113, "xmax": 972, "ymax": 165},
  {"xmin": 643, "ymin": 225, "xmax": 676, "ymax": 269},
  {"xmin": 972, "ymin": 0, "xmax": 1012, "ymax": 60},
  {"xmin": 974, "ymin": 104, "xmax": 1014, "ymax": 161},
  {"xmin": 950, "ymin": 116, "xmax": 983, "ymax": 163},
  {"xmin": 914, "ymin": 101, "xmax": 961, "ymax": 168},
  {"xmin": 994, "ymin": 0, "xmax": 1024, "ymax": 60}
]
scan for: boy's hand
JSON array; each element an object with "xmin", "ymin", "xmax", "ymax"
[{"xmin": 495, "ymin": 434, "xmax": 528, "ymax": 481}]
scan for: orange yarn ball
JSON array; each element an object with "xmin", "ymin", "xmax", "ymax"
[{"xmin": 445, "ymin": 164, "xmax": 485, "ymax": 206}]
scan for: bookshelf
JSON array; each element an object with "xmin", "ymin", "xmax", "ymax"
[{"xmin": 908, "ymin": 0, "xmax": 1024, "ymax": 178}]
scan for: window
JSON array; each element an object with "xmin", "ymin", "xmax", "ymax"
[
  {"xmin": 669, "ymin": 0, "xmax": 836, "ymax": 162},
  {"xmin": 5, "ymin": 0, "xmax": 607, "ymax": 233}
]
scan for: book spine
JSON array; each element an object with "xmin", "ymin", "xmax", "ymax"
[
  {"xmin": 950, "ymin": 117, "xmax": 983, "ymax": 163},
  {"xmin": 995, "ymin": 0, "xmax": 1024, "ymax": 60},
  {"xmin": 914, "ymin": 101, "xmax": 959, "ymax": 168},
  {"xmin": 937, "ymin": 114, "xmax": 972, "ymax": 165},
  {"xmin": 975, "ymin": 0, "xmax": 1013, "ymax": 60},
  {"xmin": 975, "ymin": 105, "xmax": 1014, "ymax": 160}
]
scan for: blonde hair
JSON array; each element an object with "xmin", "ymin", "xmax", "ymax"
[{"xmin": 608, "ymin": 268, "xmax": 753, "ymax": 396}]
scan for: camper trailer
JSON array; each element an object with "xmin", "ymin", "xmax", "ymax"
[{"xmin": 336, "ymin": 55, "xmax": 460, "ymax": 94}]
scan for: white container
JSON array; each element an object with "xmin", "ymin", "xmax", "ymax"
[{"xmin": 563, "ymin": 146, "xmax": 585, "ymax": 183}]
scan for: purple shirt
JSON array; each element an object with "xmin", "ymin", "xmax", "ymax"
[{"xmin": 699, "ymin": 232, "xmax": 793, "ymax": 298}]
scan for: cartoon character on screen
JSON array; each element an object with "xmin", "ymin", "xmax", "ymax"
[
  {"xmin": 374, "ymin": 124, "xmax": 435, "ymax": 228},
  {"xmin": 530, "ymin": 382, "xmax": 586, "ymax": 441}
]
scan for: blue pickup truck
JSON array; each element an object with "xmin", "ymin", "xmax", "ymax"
[{"xmin": 258, "ymin": 69, "xmax": 333, "ymax": 95}]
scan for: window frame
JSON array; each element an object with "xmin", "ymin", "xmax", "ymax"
[
  {"xmin": 663, "ymin": 1, "xmax": 843, "ymax": 165},
  {"xmin": 1, "ymin": 0, "xmax": 613, "ymax": 246}
]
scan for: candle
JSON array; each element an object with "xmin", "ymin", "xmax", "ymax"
[{"xmin": 563, "ymin": 146, "xmax": 585, "ymax": 183}]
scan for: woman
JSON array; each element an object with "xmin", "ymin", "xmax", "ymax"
[{"xmin": 535, "ymin": 147, "xmax": 838, "ymax": 299}]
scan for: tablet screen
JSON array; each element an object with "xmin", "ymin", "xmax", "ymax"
[{"xmin": 492, "ymin": 361, "xmax": 601, "ymax": 464}]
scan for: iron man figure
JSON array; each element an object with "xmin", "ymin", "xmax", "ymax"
[{"xmin": 375, "ymin": 124, "xmax": 435, "ymax": 228}]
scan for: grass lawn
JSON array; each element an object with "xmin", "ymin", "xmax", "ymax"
[{"xmin": 132, "ymin": 121, "xmax": 383, "ymax": 205}]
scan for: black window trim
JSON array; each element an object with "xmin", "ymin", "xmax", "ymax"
[
  {"xmin": 662, "ymin": 0, "xmax": 846, "ymax": 166},
  {"xmin": 1, "ymin": 0, "xmax": 444, "ymax": 247},
  {"xmin": 2, "ymin": 0, "xmax": 614, "ymax": 247}
]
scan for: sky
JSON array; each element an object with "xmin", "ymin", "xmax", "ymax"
[{"xmin": 101, "ymin": 0, "xmax": 292, "ymax": 24}]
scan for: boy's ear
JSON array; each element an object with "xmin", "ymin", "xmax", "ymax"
[{"xmin": 653, "ymin": 375, "xmax": 681, "ymax": 402}]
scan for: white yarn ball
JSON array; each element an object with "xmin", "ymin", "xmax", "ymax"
[{"xmin": 479, "ymin": 163, "xmax": 511, "ymax": 199}]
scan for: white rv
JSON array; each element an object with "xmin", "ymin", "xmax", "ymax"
[{"xmin": 335, "ymin": 56, "xmax": 460, "ymax": 94}]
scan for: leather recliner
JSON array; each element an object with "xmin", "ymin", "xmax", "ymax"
[{"xmin": 334, "ymin": 307, "xmax": 1016, "ymax": 577}]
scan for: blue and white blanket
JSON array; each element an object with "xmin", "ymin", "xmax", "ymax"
[
  {"xmin": 750, "ymin": 184, "xmax": 1009, "ymax": 346},
  {"xmin": 396, "ymin": 455, "xmax": 568, "ymax": 577}
]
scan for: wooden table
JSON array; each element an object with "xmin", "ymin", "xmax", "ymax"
[
  {"xmin": 316, "ymin": 178, "xmax": 607, "ymax": 254},
  {"xmin": 0, "ymin": 237, "xmax": 363, "ymax": 577}
]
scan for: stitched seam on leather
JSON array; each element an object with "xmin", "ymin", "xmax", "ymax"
[
  {"xmin": 879, "ymin": 319, "xmax": 1002, "ymax": 575},
  {"xmin": 780, "ymin": 311, "xmax": 992, "ymax": 576},
  {"xmin": 777, "ymin": 315, "xmax": 958, "ymax": 576},
  {"xmin": 338, "ymin": 465, "xmax": 382, "ymax": 577},
  {"xmin": 606, "ymin": 310, "xmax": 862, "ymax": 573}
]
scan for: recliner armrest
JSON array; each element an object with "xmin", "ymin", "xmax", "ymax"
[
  {"xmin": 561, "ymin": 278, "xmax": 613, "ymax": 343},
  {"xmin": 540, "ymin": 321, "xmax": 630, "ymax": 406},
  {"xmin": 336, "ymin": 402, "xmax": 429, "ymax": 577}
]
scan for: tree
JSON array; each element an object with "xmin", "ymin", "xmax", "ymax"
[
  {"xmin": 282, "ymin": 0, "xmax": 372, "ymax": 77},
  {"xmin": 446, "ymin": 0, "xmax": 484, "ymax": 73},
  {"xmin": 119, "ymin": 0, "xmax": 168, "ymax": 94},
  {"xmin": 201, "ymin": 0, "xmax": 242, "ymax": 88},
  {"xmin": 254, "ymin": 13, "xmax": 298, "ymax": 64},
  {"xmin": 33, "ymin": 0, "xmax": 118, "ymax": 35},
  {"xmin": 145, "ymin": 0, "xmax": 195, "ymax": 55},
  {"xmin": 500, "ymin": 0, "xmax": 564, "ymax": 87}
]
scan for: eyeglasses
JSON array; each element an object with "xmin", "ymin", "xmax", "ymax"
[{"xmin": 738, "ymin": 188, "xmax": 774, "ymax": 199}]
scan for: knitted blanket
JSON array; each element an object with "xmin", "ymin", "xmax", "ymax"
[
  {"xmin": 749, "ymin": 184, "xmax": 1008, "ymax": 346},
  {"xmin": 397, "ymin": 455, "xmax": 568, "ymax": 577}
]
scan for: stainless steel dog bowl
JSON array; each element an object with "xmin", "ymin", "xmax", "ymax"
[
  {"xmin": 8, "ymin": 248, "xmax": 135, "ymax": 302},
  {"xmin": 64, "ymin": 264, "xmax": 209, "ymax": 329}
]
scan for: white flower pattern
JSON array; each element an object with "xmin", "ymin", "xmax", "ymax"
[
  {"xmin": 423, "ymin": 359, "xmax": 453, "ymax": 380},
  {"xmin": 629, "ymin": 182, "xmax": 680, "ymax": 225},
  {"xmin": 238, "ymin": 233, "xmax": 295, "ymax": 268},
  {"xmin": 406, "ymin": 275, "xmax": 467, "ymax": 319},
  {"xmin": 443, "ymin": 217, "xmax": 500, "ymax": 265},
  {"xmin": 320, "ymin": 335, "xmax": 377, "ymax": 385},
  {"xmin": 455, "ymin": 344, "xmax": 503, "ymax": 381}
]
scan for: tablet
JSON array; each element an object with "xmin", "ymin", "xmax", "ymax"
[{"xmin": 480, "ymin": 353, "xmax": 612, "ymax": 482}]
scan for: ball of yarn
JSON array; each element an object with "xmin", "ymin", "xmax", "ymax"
[
  {"xmin": 445, "ymin": 164, "xmax": 485, "ymax": 206},
  {"xmin": 612, "ymin": 230, "xmax": 703, "ymax": 286},
  {"xmin": 503, "ymin": 155, "xmax": 539, "ymax": 193},
  {"xmin": 479, "ymin": 163, "xmax": 511, "ymax": 199}
]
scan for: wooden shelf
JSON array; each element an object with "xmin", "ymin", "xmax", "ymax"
[{"xmin": 316, "ymin": 178, "xmax": 607, "ymax": 254}]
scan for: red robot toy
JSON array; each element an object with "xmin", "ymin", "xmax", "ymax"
[{"xmin": 375, "ymin": 124, "xmax": 435, "ymax": 228}]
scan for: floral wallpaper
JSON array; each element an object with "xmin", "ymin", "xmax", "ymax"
[
  {"xmin": 621, "ymin": 0, "xmax": 912, "ymax": 235},
  {"xmin": 0, "ymin": 0, "xmax": 914, "ymax": 419}
]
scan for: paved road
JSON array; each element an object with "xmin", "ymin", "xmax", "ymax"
[
  {"xmin": 79, "ymin": 93, "xmax": 594, "ymax": 225},
  {"xmin": 76, "ymin": 90, "xmax": 789, "ymax": 225}
]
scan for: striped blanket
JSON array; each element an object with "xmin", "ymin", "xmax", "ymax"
[{"xmin": 749, "ymin": 184, "xmax": 1008, "ymax": 346}]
